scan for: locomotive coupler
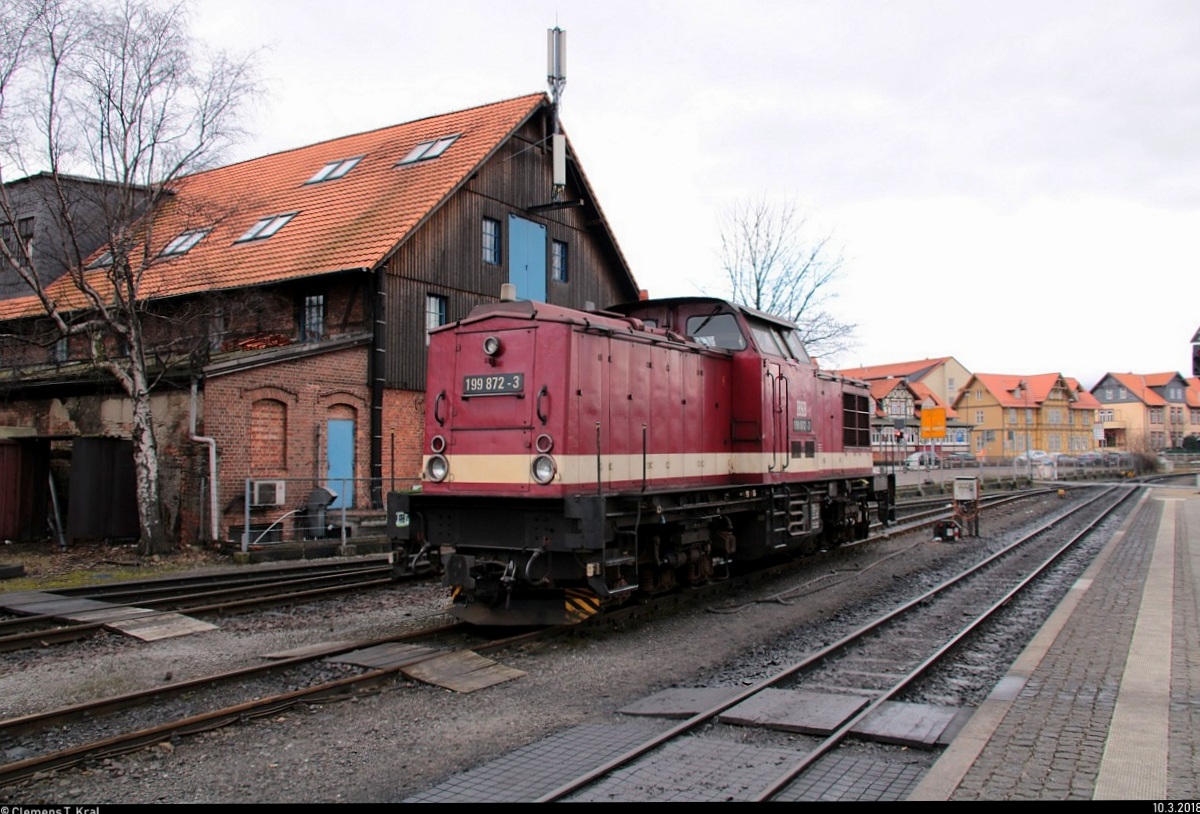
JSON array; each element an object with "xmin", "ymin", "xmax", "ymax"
[{"xmin": 500, "ymin": 559, "xmax": 518, "ymax": 609}]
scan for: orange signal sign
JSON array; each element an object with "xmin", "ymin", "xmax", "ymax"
[{"xmin": 920, "ymin": 407, "xmax": 946, "ymax": 439}]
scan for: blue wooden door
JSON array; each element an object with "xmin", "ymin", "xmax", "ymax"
[
  {"xmin": 508, "ymin": 215, "xmax": 547, "ymax": 302},
  {"xmin": 326, "ymin": 418, "xmax": 354, "ymax": 508}
]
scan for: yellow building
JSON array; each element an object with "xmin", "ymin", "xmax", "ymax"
[{"xmin": 953, "ymin": 373, "xmax": 1099, "ymax": 460}]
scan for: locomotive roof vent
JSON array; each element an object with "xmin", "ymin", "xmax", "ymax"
[{"xmin": 501, "ymin": 283, "xmax": 517, "ymax": 301}]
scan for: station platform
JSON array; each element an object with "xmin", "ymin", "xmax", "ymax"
[{"xmin": 910, "ymin": 481, "xmax": 1200, "ymax": 800}]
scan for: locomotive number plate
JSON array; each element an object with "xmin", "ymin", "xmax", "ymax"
[{"xmin": 462, "ymin": 372, "xmax": 524, "ymax": 396}]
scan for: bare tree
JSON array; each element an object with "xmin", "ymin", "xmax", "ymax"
[
  {"xmin": 0, "ymin": 0, "xmax": 257, "ymax": 554},
  {"xmin": 717, "ymin": 196, "xmax": 856, "ymax": 363}
]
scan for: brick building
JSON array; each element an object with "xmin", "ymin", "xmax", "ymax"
[{"xmin": 0, "ymin": 93, "xmax": 639, "ymax": 546}]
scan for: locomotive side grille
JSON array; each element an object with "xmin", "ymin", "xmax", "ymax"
[{"xmin": 842, "ymin": 392, "xmax": 872, "ymax": 447}]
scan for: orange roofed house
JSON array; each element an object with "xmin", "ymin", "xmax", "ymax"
[
  {"xmin": 952, "ymin": 373, "xmax": 1100, "ymax": 459},
  {"xmin": 1090, "ymin": 372, "xmax": 1200, "ymax": 452},
  {"xmin": 0, "ymin": 94, "xmax": 639, "ymax": 546}
]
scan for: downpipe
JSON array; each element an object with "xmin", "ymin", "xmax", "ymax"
[{"xmin": 190, "ymin": 378, "xmax": 219, "ymax": 543}]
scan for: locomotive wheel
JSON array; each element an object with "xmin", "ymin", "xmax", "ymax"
[{"xmin": 683, "ymin": 553, "xmax": 714, "ymax": 585}]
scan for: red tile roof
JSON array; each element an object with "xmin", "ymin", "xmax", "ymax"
[
  {"xmin": 971, "ymin": 372, "xmax": 1063, "ymax": 408},
  {"xmin": 868, "ymin": 378, "xmax": 905, "ymax": 401},
  {"xmin": 1, "ymin": 93, "xmax": 552, "ymax": 319},
  {"xmin": 834, "ymin": 357, "xmax": 951, "ymax": 382},
  {"xmin": 1065, "ymin": 377, "xmax": 1102, "ymax": 410},
  {"xmin": 1101, "ymin": 372, "xmax": 1169, "ymax": 406}
]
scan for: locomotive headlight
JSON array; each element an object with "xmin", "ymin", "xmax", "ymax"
[
  {"xmin": 426, "ymin": 454, "xmax": 449, "ymax": 482},
  {"xmin": 482, "ymin": 335, "xmax": 502, "ymax": 357},
  {"xmin": 531, "ymin": 454, "xmax": 557, "ymax": 484},
  {"xmin": 430, "ymin": 434, "xmax": 446, "ymax": 453}
]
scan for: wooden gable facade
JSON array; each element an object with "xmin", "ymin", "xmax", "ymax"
[{"xmin": 380, "ymin": 112, "xmax": 635, "ymax": 390}]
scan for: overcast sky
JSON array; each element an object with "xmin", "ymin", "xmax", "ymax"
[{"xmin": 190, "ymin": 0, "xmax": 1200, "ymax": 389}]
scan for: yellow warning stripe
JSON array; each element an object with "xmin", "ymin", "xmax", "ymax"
[{"xmin": 564, "ymin": 588, "xmax": 601, "ymax": 623}]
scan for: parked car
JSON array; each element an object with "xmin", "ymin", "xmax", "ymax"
[
  {"xmin": 904, "ymin": 451, "xmax": 940, "ymax": 471},
  {"xmin": 945, "ymin": 451, "xmax": 977, "ymax": 467},
  {"xmin": 1014, "ymin": 450, "xmax": 1051, "ymax": 465},
  {"xmin": 1052, "ymin": 453, "xmax": 1077, "ymax": 466},
  {"xmin": 1103, "ymin": 451, "xmax": 1132, "ymax": 467},
  {"xmin": 1076, "ymin": 451, "xmax": 1105, "ymax": 466}
]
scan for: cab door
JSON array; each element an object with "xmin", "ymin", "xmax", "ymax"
[{"xmin": 765, "ymin": 360, "xmax": 789, "ymax": 474}]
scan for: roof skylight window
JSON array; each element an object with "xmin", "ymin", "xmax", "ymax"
[
  {"xmin": 396, "ymin": 134, "xmax": 460, "ymax": 165},
  {"xmin": 236, "ymin": 213, "xmax": 297, "ymax": 243},
  {"xmin": 307, "ymin": 156, "xmax": 363, "ymax": 184},
  {"xmin": 160, "ymin": 228, "xmax": 210, "ymax": 256}
]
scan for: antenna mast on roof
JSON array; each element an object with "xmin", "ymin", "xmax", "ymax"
[{"xmin": 547, "ymin": 27, "xmax": 567, "ymax": 196}]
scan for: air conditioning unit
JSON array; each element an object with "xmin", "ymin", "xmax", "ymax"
[{"xmin": 251, "ymin": 480, "xmax": 286, "ymax": 506}]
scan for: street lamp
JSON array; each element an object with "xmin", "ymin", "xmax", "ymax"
[{"xmin": 1015, "ymin": 379, "xmax": 1032, "ymax": 480}]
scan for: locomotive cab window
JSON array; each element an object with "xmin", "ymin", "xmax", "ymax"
[
  {"xmin": 685, "ymin": 312, "xmax": 746, "ymax": 350},
  {"xmin": 781, "ymin": 330, "xmax": 811, "ymax": 363},
  {"xmin": 749, "ymin": 323, "xmax": 788, "ymax": 357}
]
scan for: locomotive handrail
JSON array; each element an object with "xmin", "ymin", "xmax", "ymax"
[
  {"xmin": 433, "ymin": 390, "xmax": 446, "ymax": 426},
  {"xmin": 780, "ymin": 374, "xmax": 790, "ymax": 471},
  {"xmin": 767, "ymin": 368, "xmax": 778, "ymax": 472},
  {"xmin": 536, "ymin": 385, "xmax": 549, "ymax": 424}
]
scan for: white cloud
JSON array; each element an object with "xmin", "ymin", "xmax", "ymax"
[{"xmin": 190, "ymin": 0, "xmax": 1200, "ymax": 388}]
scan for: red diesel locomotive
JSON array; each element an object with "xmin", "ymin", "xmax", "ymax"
[{"xmin": 389, "ymin": 293, "xmax": 894, "ymax": 625}]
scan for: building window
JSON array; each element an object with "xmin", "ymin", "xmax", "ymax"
[
  {"xmin": 51, "ymin": 335, "xmax": 68, "ymax": 363},
  {"xmin": 301, "ymin": 294, "xmax": 324, "ymax": 341},
  {"xmin": 551, "ymin": 240, "xmax": 568, "ymax": 282},
  {"xmin": 482, "ymin": 217, "xmax": 500, "ymax": 265},
  {"xmin": 209, "ymin": 309, "xmax": 225, "ymax": 352},
  {"xmin": 160, "ymin": 228, "xmax": 210, "ymax": 256},
  {"xmin": 237, "ymin": 213, "xmax": 297, "ymax": 243},
  {"xmin": 975, "ymin": 410, "xmax": 984, "ymax": 424},
  {"xmin": 425, "ymin": 294, "xmax": 447, "ymax": 345},
  {"xmin": 1, "ymin": 217, "xmax": 34, "ymax": 266},
  {"xmin": 396, "ymin": 134, "xmax": 460, "ymax": 165},
  {"xmin": 307, "ymin": 156, "xmax": 363, "ymax": 183}
]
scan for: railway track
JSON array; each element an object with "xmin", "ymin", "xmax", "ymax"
[
  {"xmin": 0, "ymin": 488, "xmax": 1045, "ymax": 655},
  {"xmin": 407, "ymin": 483, "xmax": 1139, "ymax": 801},
  {"xmin": 0, "ymin": 613, "xmax": 567, "ymax": 788},
  {"xmin": 0, "ymin": 558, "xmax": 397, "ymax": 653},
  {"xmin": 1, "ymin": 485, "xmax": 1116, "ymax": 797}
]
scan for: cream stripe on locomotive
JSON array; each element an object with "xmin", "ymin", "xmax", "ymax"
[{"xmin": 423, "ymin": 450, "xmax": 875, "ymax": 486}]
